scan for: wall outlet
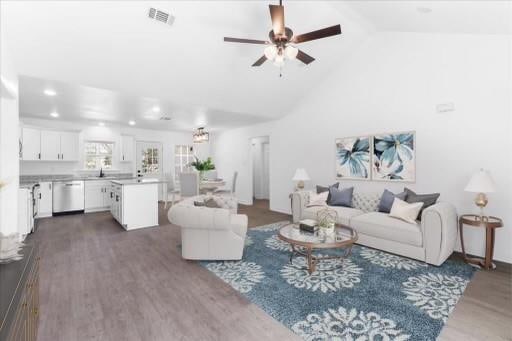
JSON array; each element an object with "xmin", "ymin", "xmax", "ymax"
[{"xmin": 436, "ymin": 102, "xmax": 455, "ymax": 113}]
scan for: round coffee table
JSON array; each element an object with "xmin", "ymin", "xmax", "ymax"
[{"xmin": 278, "ymin": 223, "xmax": 358, "ymax": 274}]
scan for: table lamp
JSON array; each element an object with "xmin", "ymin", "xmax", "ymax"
[
  {"xmin": 292, "ymin": 168, "xmax": 310, "ymax": 190},
  {"xmin": 464, "ymin": 168, "xmax": 496, "ymax": 218}
]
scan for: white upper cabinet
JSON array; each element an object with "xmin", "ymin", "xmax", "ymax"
[
  {"xmin": 60, "ymin": 131, "xmax": 79, "ymax": 161},
  {"xmin": 120, "ymin": 135, "xmax": 134, "ymax": 162},
  {"xmin": 21, "ymin": 127, "xmax": 80, "ymax": 161},
  {"xmin": 40, "ymin": 130, "xmax": 60, "ymax": 161},
  {"xmin": 21, "ymin": 127, "xmax": 41, "ymax": 160}
]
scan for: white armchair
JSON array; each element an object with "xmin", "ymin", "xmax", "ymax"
[{"xmin": 168, "ymin": 196, "xmax": 248, "ymax": 260}]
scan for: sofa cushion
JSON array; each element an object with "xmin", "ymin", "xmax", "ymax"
[
  {"xmin": 351, "ymin": 212, "xmax": 423, "ymax": 247},
  {"xmin": 317, "ymin": 183, "xmax": 339, "ymax": 203},
  {"xmin": 378, "ymin": 189, "xmax": 407, "ymax": 213},
  {"xmin": 303, "ymin": 205, "xmax": 364, "ymax": 226},
  {"xmin": 328, "ymin": 186, "xmax": 354, "ymax": 207}
]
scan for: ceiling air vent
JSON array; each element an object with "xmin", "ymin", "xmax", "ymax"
[
  {"xmin": 148, "ymin": 7, "xmax": 174, "ymax": 26},
  {"xmin": 159, "ymin": 116, "xmax": 172, "ymax": 121}
]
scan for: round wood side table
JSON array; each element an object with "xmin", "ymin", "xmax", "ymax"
[{"xmin": 459, "ymin": 214, "xmax": 503, "ymax": 270}]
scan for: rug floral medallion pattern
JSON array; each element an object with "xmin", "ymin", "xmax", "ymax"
[{"xmin": 201, "ymin": 221, "xmax": 474, "ymax": 340}]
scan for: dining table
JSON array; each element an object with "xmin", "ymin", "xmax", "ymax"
[{"xmin": 199, "ymin": 179, "xmax": 226, "ymax": 193}]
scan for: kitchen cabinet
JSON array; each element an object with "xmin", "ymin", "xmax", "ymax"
[
  {"xmin": 110, "ymin": 181, "xmax": 158, "ymax": 230},
  {"xmin": 120, "ymin": 135, "xmax": 134, "ymax": 162},
  {"xmin": 40, "ymin": 130, "xmax": 60, "ymax": 161},
  {"xmin": 59, "ymin": 131, "xmax": 79, "ymax": 161},
  {"xmin": 21, "ymin": 127, "xmax": 79, "ymax": 161},
  {"xmin": 36, "ymin": 182, "xmax": 53, "ymax": 218},
  {"xmin": 85, "ymin": 180, "xmax": 111, "ymax": 212},
  {"xmin": 21, "ymin": 128, "xmax": 41, "ymax": 161}
]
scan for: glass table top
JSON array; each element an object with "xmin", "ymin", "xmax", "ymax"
[{"xmin": 278, "ymin": 223, "xmax": 356, "ymax": 246}]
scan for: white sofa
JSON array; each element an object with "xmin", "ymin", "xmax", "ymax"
[
  {"xmin": 168, "ymin": 195, "xmax": 248, "ymax": 260},
  {"xmin": 291, "ymin": 191, "xmax": 457, "ymax": 266}
]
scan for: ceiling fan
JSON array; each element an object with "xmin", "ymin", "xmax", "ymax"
[{"xmin": 224, "ymin": 0, "xmax": 341, "ymax": 67}]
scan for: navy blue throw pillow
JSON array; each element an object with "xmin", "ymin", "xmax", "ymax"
[
  {"xmin": 378, "ymin": 189, "xmax": 407, "ymax": 213},
  {"xmin": 328, "ymin": 187, "xmax": 354, "ymax": 207}
]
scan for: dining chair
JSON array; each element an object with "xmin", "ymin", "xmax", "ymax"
[
  {"xmin": 215, "ymin": 171, "xmax": 238, "ymax": 196},
  {"xmin": 164, "ymin": 173, "xmax": 181, "ymax": 209},
  {"xmin": 179, "ymin": 172, "xmax": 200, "ymax": 198}
]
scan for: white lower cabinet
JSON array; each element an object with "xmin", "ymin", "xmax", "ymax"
[
  {"xmin": 110, "ymin": 183, "xmax": 158, "ymax": 230},
  {"xmin": 85, "ymin": 180, "xmax": 111, "ymax": 212},
  {"xmin": 37, "ymin": 182, "xmax": 53, "ymax": 218}
]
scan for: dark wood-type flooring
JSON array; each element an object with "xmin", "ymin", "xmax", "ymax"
[{"xmin": 33, "ymin": 200, "xmax": 511, "ymax": 341}]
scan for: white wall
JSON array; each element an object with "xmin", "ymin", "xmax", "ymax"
[
  {"xmin": 20, "ymin": 118, "xmax": 207, "ymax": 178},
  {"xmin": 213, "ymin": 32, "xmax": 512, "ymax": 263},
  {"xmin": 0, "ymin": 31, "xmax": 19, "ymax": 236},
  {"xmin": 212, "ymin": 122, "xmax": 273, "ymax": 205}
]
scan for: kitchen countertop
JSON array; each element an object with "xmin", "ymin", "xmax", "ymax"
[
  {"xmin": 19, "ymin": 173, "xmax": 135, "ymax": 187},
  {"xmin": 111, "ymin": 178, "xmax": 168, "ymax": 186}
]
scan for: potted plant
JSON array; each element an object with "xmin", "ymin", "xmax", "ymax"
[{"xmin": 190, "ymin": 157, "xmax": 215, "ymax": 180}]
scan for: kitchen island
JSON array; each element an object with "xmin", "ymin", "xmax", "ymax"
[{"xmin": 110, "ymin": 178, "xmax": 167, "ymax": 231}]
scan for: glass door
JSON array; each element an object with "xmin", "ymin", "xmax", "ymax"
[{"xmin": 136, "ymin": 141, "xmax": 162, "ymax": 178}]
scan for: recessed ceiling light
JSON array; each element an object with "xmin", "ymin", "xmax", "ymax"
[
  {"xmin": 152, "ymin": 106, "xmax": 161, "ymax": 113},
  {"xmin": 417, "ymin": 7, "xmax": 432, "ymax": 14},
  {"xmin": 44, "ymin": 89, "xmax": 57, "ymax": 96},
  {"xmin": 49, "ymin": 112, "xmax": 59, "ymax": 118},
  {"xmin": 98, "ymin": 122, "xmax": 105, "ymax": 126},
  {"xmin": 128, "ymin": 120, "xmax": 136, "ymax": 126}
]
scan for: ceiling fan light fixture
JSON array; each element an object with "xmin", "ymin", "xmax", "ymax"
[
  {"xmin": 264, "ymin": 45, "xmax": 278, "ymax": 60},
  {"xmin": 273, "ymin": 54, "xmax": 285, "ymax": 67},
  {"xmin": 285, "ymin": 45, "xmax": 298, "ymax": 60}
]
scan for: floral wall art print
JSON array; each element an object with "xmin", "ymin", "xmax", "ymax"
[
  {"xmin": 335, "ymin": 136, "xmax": 371, "ymax": 180},
  {"xmin": 372, "ymin": 132, "xmax": 415, "ymax": 182}
]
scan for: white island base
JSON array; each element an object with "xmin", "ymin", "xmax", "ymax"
[{"xmin": 110, "ymin": 180, "xmax": 160, "ymax": 230}]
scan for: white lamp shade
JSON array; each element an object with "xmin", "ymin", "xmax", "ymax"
[
  {"xmin": 285, "ymin": 45, "xmax": 298, "ymax": 60},
  {"xmin": 464, "ymin": 169, "xmax": 496, "ymax": 193},
  {"xmin": 292, "ymin": 168, "xmax": 310, "ymax": 181}
]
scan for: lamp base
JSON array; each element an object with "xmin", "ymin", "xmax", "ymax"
[
  {"xmin": 296, "ymin": 180, "xmax": 305, "ymax": 191},
  {"xmin": 475, "ymin": 192, "xmax": 488, "ymax": 219}
]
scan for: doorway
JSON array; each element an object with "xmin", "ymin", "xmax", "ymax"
[
  {"xmin": 250, "ymin": 136, "xmax": 270, "ymax": 204},
  {"xmin": 136, "ymin": 141, "xmax": 163, "ymax": 178}
]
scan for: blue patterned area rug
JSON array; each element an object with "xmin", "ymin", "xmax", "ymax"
[{"xmin": 200, "ymin": 221, "xmax": 475, "ymax": 340}]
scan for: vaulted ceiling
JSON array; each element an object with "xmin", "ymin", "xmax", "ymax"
[{"xmin": 1, "ymin": 1, "xmax": 510, "ymax": 131}]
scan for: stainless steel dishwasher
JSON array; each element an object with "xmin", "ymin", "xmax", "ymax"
[{"xmin": 52, "ymin": 180, "xmax": 85, "ymax": 214}]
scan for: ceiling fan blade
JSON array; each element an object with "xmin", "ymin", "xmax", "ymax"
[
  {"xmin": 269, "ymin": 4, "xmax": 285, "ymax": 36},
  {"xmin": 291, "ymin": 24, "xmax": 341, "ymax": 44},
  {"xmin": 296, "ymin": 50, "xmax": 315, "ymax": 65},
  {"xmin": 252, "ymin": 55, "xmax": 267, "ymax": 67},
  {"xmin": 224, "ymin": 37, "xmax": 269, "ymax": 45}
]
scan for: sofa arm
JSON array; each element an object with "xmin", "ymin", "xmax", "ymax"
[
  {"xmin": 421, "ymin": 202, "xmax": 458, "ymax": 266},
  {"xmin": 290, "ymin": 190, "xmax": 312, "ymax": 223},
  {"xmin": 230, "ymin": 214, "xmax": 248, "ymax": 238}
]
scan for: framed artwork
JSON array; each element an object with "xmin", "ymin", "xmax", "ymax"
[
  {"xmin": 372, "ymin": 131, "xmax": 415, "ymax": 182},
  {"xmin": 335, "ymin": 136, "xmax": 371, "ymax": 180}
]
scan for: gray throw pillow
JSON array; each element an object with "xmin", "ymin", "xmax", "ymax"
[
  {"xmin": 328, "ymin": 187, "xmax": 354, "ymax": 207},
  {"xmin": 405, "ymin": 188, "xmax": 440, "ymax": 220},
  {"xmin": 316, "ymin": 183, "xmax": 339, "ymax": 194},
  {"xmin": 378, "ymin": 189, "xmax": 407, "ymax": 213},
  {"xmin": 317, "ymin": 183, "xmax": 339, "ymax": 204}
]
